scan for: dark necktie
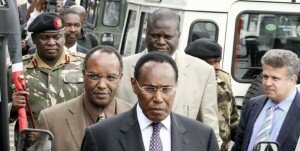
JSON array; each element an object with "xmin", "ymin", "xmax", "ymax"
[{"xmin": 149, "ymin": 122, "xmax": 163, "ymax": 151}]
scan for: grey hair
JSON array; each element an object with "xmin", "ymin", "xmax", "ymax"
[
  {"xmin": 147, "ymin": 8, "xmax": 180, "ymax": 32},
  {"xmin": 261, "ymin": 49, "xmax": 300, "ymax": 78}
]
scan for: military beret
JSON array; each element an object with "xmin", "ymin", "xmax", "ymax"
[
  {"xmin": 28, "ymin": 12, "xmax": 64, "ymax": 33},
  {"xmin": 185, "ymin": 38, "xmax": 222, "ymax": 59}
]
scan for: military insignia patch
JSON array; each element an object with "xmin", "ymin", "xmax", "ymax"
[{"xmin": 54, "ymin": 17, "xmax": 63, "ymax": 30}]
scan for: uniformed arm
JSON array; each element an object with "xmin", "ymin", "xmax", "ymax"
[
  {"xmin": 232, "ymin": 100, "xmax": 252, "ymax": 151},
  {"xmin": 230, "ymin": 95, "xmax": 240, "ymax": 142},
  {"xmin": 196, "ymin": 67, "xmax": 222, "ymax": 146},
  {"xmin": 37, "ymin": 110, "xmax": 50, "ymax": 131},
  {"xmin": 81, "ymin": 127, "xmax": 98, "ymax": 151}
]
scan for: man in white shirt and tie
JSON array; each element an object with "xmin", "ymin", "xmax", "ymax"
[{"xmin": 81, "ymin": 52, "xmax": 219, "ymax": 151}]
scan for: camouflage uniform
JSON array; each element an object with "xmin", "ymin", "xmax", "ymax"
[
  {"xmin": 9, "ymin": 50, "xmax": 85, "ymax": 125},
  {"xmin": 217, "ymin": 70, "xmax": 239, "ymax": 151}
]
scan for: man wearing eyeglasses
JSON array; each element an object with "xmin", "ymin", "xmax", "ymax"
[
  {"xmin": 81, "ymin": 52, "xmax": 219, "ymax": 151},
  {"xmin": 37, "ymin": 45, "xmax": 133, "ymax": 151}
]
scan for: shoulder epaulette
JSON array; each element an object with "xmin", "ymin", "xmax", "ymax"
[
  {"xmin": 22, "ymin": 54, "xmax": 34, "ymax": 61},
  {"xmin": 69, "ymin": 52, "xmax": 86, "ymax": 58}
]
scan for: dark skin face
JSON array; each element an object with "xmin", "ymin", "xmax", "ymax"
[
  {"xmin": 145, "ymin": 19, "xmax": 180, "ymax": 56},
  {"xmin": 32, "ymin": 31, "xmax": 65, "ymax": 66},
  {"xmin": 202, "ymin": 57, "xmax": 221, "ymax": 78},
  {"xmin": 83, "ymin": 51, "xmax": 122, "ymax": 109},
  {"xmin": 131, "ymin": 61, "xmax": 177, "ymax": 122},
  {"xmin": 64, "ymin": 13, "xmax": 82, "ymax": 48}
]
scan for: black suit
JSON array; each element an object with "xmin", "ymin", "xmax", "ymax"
[
  {"xmin": 81, "ymin": 105, "xmax": 219, "ymax": 151},
  {"xmin": 232, "ymin": 91, "xmax": 300, "ymax": 151}
]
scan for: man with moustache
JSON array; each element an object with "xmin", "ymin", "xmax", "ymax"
[
  {"xmin": 38, "ymin": 45, "xmax": 132, "ymax": 151},
  {"xmin": 81, "ymin": 52, "xmax": 219, "ymax": 151},
  {"xmin": 9, "ymin": 12, "xmax": 84, "ymax": 128},
  {"xmin": 233, "ymin": 49, "xmax": 300, "ymax": 151},
  {"xmin": 61, "ymin": 9, "xmax": 88, "ymax": 53},
  {"xmin": 116, "ymin": 8, "xmax": 221, "ymax": 144}
]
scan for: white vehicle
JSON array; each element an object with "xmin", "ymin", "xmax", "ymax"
[{"xmin": 119, "ymin": 0, "xmax": 300, "ymax": 108}]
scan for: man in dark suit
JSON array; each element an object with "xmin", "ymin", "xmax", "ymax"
[
  {"xmin": 81, "ymin": 52, "xmax": 219, "ymax": 151},
  {"xmin": 233, "ymin": 49, "xmax": 300, "ymax": 151}
]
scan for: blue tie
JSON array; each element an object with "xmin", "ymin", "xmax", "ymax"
[
  {"xmin": 149, "ymin": 122, "xmax": 163, "ymax": 151},
  {"xmin": 256, "ymin": 105, "xmax": 276, "ymax": 142}
]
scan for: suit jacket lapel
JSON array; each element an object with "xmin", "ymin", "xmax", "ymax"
[
  {"xmin": 244, "ymin": 97, "xmax": 268, "ymax": 148},
  {"xmin": 118, "ymin": 105, "xmax": 145, "ymax": 151},
  {"xmin": 171, "ymin": 113, "xmax": 188, "ymax": 151},
  {"xmin": 172, "ymin": 52, "xmax": 189, "ymax": 110},
  {"xmin": 277, "ymin": 91, "xmax": 300, "ymax": 146},
  {"xmin": 65, "ymin": 94, "xmax": 86, "ymax": 149}
]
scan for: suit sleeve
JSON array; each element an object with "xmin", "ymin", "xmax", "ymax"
[
  {"xmin": 37, "ymin": 110, "xmax": 50, "ymax": 130},
  {"xmin": 208, "ymin": 127, "xmax": 220, "ymax": 151},
  {"xmin": 81, "ymin": 127, "xmax": 99, "ymax": 151},
  {"xmin": 232, "ymin": 100, "xmax": 252, "ymax": 151},
  {"xmin": 197, "ymin": 66, "xmax": 222, "ymax": 145}
]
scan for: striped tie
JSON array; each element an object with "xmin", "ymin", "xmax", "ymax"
[{"xmin": 256, "ymin": 105, "xmax": 276, "ymax": 142}]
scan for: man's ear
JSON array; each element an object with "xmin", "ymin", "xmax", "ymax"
[{"xmin": 131, "ymin": 77, "xmax": 137, "ymax": 94}]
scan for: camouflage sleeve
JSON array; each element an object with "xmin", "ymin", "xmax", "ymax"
[{"xmin": 230, "ymin": 96, "xmax": 240, "ymax": 141}]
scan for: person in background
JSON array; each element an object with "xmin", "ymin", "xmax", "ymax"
[
  {"xmin": 38, "ymin": 45, "xmax": 132, "ymax": 151},
  {"xmin": 69, "ymin": 5, "xmax": 100, "ymax": 50},
  {"xmin": 185, "ymin": 38, "xmax": 239, "ymax": 151},
  {"xmin": 116, "ymin": 8, "xmax": 222, "ymax": 145},
  {"xmin": 232, "ymin": 49, "xmax": 300, "ymax": 151},
  {"xmin": 81, "ymin": 52, "xmax": 219, "ymax": 151},
  {"xmin": 61, "ymin": 9, "xmax": 88, "ymax": 53}
]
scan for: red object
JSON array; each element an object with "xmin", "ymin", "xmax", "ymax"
[{"xmin": 12, "ymin": 63, "xmax": 28, "ymax": 131}]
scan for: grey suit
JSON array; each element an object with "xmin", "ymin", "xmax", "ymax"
[
  {"xmin": 38, "ymin": 94, "xmax": 133, "ymax": 151},
  {"xmin": 81, "ymin": 105, "xmax": 219, "ymax": 151}
]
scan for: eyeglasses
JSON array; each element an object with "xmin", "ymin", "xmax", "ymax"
[
  {"xmin": 136, "ymin": 81, "xmax": 176, "ymax": 95},
  {"xmin": 84, "ymin": 70, "xmax": 121, "ymax": 83}
]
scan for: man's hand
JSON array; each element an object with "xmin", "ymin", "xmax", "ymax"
[{"xmin": 12, "ymin": 91, "xmax": 29, "ymax": 110}]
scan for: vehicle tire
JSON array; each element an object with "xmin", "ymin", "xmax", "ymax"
[{"xmin": 242, "ymin": 74, "xmax": 264, "ymax": 110}]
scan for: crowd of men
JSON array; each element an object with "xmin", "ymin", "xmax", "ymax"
[{"xmin": 6, "ymin": 0, "xmax": 300, "ymax": 150}]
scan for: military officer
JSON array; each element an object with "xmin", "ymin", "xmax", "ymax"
[
  {"xmin": 185, "ymin": 38, "xmax": 240, "ymax": 151},
  {"xmin": 9, "ymin": 12, "xmax": 85, "ymax": 127}
]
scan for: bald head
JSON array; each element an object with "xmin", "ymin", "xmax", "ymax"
[
  {"xmin": 147, "ymin": 8, "xmax": 180, "ymax": 32},
  {"xmin": 69, "ymin": 5, "xmax": 87, "ymax": 24}
]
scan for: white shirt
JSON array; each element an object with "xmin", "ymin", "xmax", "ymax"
[
  {"xmin": 136, "ymin": 104, "xmax": 171, "ymax": 151},
  {"xmin": 65, "ymin": 43, "xmax": 78, "ymax": 53}
]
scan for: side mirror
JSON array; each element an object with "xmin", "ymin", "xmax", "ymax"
[
  {"xmin": 17, "ymin": 128, "xmax": 54, "ymax": 151},
  {"xmin": 253, "ymin": 141, "xmax": 280, "ymax": 151},
  {"xmin": 101, "ymin": 33, "xmax": 114, "ymax": 47}
]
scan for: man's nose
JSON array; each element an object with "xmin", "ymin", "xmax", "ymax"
[
  {"xmin": 156, "ymin": 37, "xmax": 166, "ymax": 45},
  {"xmin": 96, "ymin": 78, "xmax": 108, "ymax": 89},
  {"xmin": 153, "ymin": 89, "xmax": 164, "ymax": 103}
]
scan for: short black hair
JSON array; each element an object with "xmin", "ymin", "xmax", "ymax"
[
  {"xmin": 134, "ymin": 52, "xmax": 178, "ymax": 81},
  {"xmin": 83, "ymin": 45, "xmax": 123, "ymax": 71}
]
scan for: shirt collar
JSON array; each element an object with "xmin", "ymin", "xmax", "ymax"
[
  {"xmin": 136, "ymin": 103, "xmax": 171, "ymax": 131},
  {"xmin": 26, "ymin": 48, "xmax": 78, "ymax": 69},
  {"xmin": 65, "ymin": 42, "xmax": 78, "ymax": 53}
]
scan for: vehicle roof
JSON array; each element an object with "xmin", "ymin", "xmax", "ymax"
[{"xmin": 127, "ymin": 0, "xmax": 299, "ymax": 12}]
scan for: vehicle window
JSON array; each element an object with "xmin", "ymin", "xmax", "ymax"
[
  {"xmin": 188, "ymin": 21, "xmax": 218, "ymax": 43},
  {"xmin": 233, "ymin": 13, "xmax": 300, "ymax": 81},
  {"xmin": 121, "ymin": 10, "xmax": 137, "ymax": 56},
  {"xmin": 103, "ymin": 0, "xmax": 121, "ymax": 26},
  {"xmin": 85, "ymin": 0, "xmax": 100, "ymax": 28},
  {"xmin": 136, "ymin": 12, "xmax": 150, "ymax": 53}
]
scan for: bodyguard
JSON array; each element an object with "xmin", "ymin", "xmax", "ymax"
[{"xmin": 9, "ymin": 12, "xmax": 85, "ymax": 127}]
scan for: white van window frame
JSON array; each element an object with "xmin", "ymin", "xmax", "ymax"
[
  {"xmin": 232, "ymin": 11, "xmax": 300, "ymax": 83},
  {"xmin": 187, "ymin": 20, "xmax": 219, "ymax": 44}
]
